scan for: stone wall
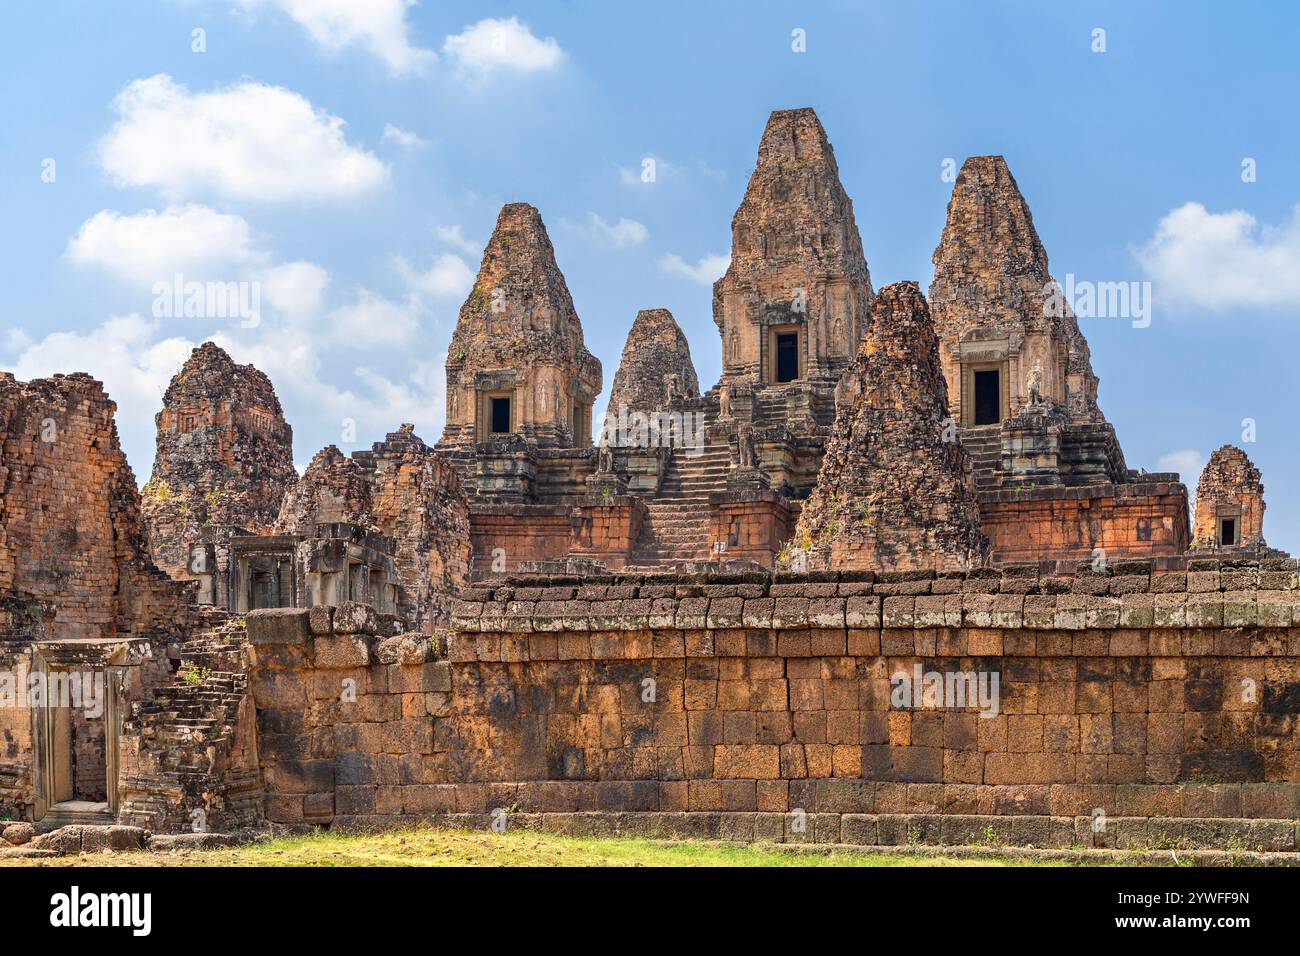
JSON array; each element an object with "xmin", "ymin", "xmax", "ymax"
[
  {"xmin": 241, "ymin": 560, "xmax": 1300, "ymax": 849},
  {"xmin": 979, "ymin": 481, "xmax": 1190, "ymax": 564},
  {"xmin": 0, "ymin": 372, "xmax": 194, "ymax": 640}
]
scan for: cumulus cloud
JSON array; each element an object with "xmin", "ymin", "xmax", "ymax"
[
  {"xmin": 261, "ymin": 260, "xmax": 331, "ymax": 323},
  {"xmin": 233, "ymin": 0, "xmax": 435, "ymax": 74},
  {"xmin": 434, "ymin": 224, "xmax": 481, "ymax": 256},
  {"xmin": 324, "ymin": 289, "xmax": 424, "ymax": 347},
  {"xmin": 380, "ymin": 123, "xmax": 428, "ymax": 149},
  {"xmin": 442, "ymin": 17, "xmax": 563, "ymax": 78},
  {"xmin": 658, "ymin": 252, "xmax": 729, "ymax": 285},
  {"xmin": 1134, "ymin": 201, "xmax": 1300, "ymax": 311},
  {"xmin": 66, "ymin": 204, "xmax": 258, "ymax": 286},
  {"xmin": 1157, "ymin": 448, "xmax": 1206, "ymax": 485},
  {"xmin": 394, "ymin": 253, "xmax": 474, "ymax": 299},
  {"xmin": 8, "ymin": 314, "xmax": 198, "ymax": 459},
  {"xmin": 99, "ymin": 74, "xmax": 388, "ymax": 202},
  {"xmin": 573, "ymin": 212, "xmax": 648, "ymax": 249}
]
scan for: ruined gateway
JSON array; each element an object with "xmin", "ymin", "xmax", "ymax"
[{"xmin": 1, "ymin": 107, "xmax": 1297, "ymax": 853}]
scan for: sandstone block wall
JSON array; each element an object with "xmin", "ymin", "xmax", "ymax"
[
  {"xmin": 979, "ymin": 481, "xmax": 1190, "ymax": 564},
  {"xmin": 241, "ymin": 560, "xmax": 1300, "ymax": 848}
]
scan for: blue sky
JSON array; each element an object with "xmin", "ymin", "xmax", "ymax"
[{"xmin": 3, "ymin": 1, "xmax": 1299, "ymax": 551}]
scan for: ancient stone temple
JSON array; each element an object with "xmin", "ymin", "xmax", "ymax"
[
  {"xmin": 1192, "ymin": 445, "xmax": 1269, "ymax": 552},
  {"xmin": 438, "ymin": 203, "xmax": 603, "ymax": 477},
  {"xmin": 141, "ymin": 342, "xmax": 297, "ymax": 596},
  {"xmin": 0, "ymin": 372, "xmax": 193, "ymax": 640},
  {"xmin": 4, "ymin": 103, "xmax": 1300, "ymax": 858},
  {"xmin": 793, "ymin": 282, "xmax": 988, "ymax": 571},
  {"xmin": 928, "ymin": 156, "xmax": 1188, "ymax": 563},
  {"xmin": 0, "ymin": 371, "xmax": 200, "ymax": 826},
  {"xmin": 707, "ymin": 106, "xmax": 875, "ymax": 499},
  {"xmin": 714, "ymin": 107, "xmax": 873, "ymax": 390}
]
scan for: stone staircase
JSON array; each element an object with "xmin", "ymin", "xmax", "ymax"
[
  {"xmin": 960, "ymin": 426, "xmax": 1003, "ymax": 495},
  {"xmin": 628, "ymin": 440, "xmax": 733, "ymax": 566},
  {"xmin": 117, "ymin": 622, "xmax": 263, "ymax": 831}
]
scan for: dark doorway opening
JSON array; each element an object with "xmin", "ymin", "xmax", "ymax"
[
  {"xmin": 974, "ymin": 369, "xmax": 1001, "ymax": 425},
  {"xmin": 1220, "ymin": 517, "xmax": 1238, "ymax": 547},
  {"xmin": 491, "ymin": 396, "xmax": 511, "ymax": 434},
  {"xmin": 775, "ymin": 333, "xmax": 799, "ymax": 383}
]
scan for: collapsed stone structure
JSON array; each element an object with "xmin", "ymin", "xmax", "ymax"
[
  {"xmin": 276, "ymin": 427, "xmax": 471, "ymax": 631},
  {"xmin": 2, "ymin": 105, "xmax": 1295, "ymax": 854},
  {"xmin": 0, "ymin": 372, "xmax": 199, "ymax": 825},
  {"xmin": 793, "ymin": 282, "xmax": 988, "ymax": 571},
  {"xmin": 1193, "ymin": 446, "xmax": 1270, "ymax": 553}
]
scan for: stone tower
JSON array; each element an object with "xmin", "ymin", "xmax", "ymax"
[
  {"xmin": 713, "ymin": 107, "xmax": 873, "ymax": 389},
  {"xmin": 141, "ymin": 342, "xmax": 296, "ymax": 580},
  {"xmin": 929, "ymin": 156, "xmax": 1102, "ymax": 427},
  {"xmin": 792, "ymin": 281, "xmax": 987, "ymax": 572},
  {"xmin": 440, "ymin": 203, "xmax": 602, "ymax": 451},
  {"xmin": 1192, "ymin": 445, "xmax": 1267, "ymax": 551},
  {"xmin": 605, "ymin": 308, "xmax": 700, "ymax": 426}
]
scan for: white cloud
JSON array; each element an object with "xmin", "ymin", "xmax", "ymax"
[
  {"xmin": 1157, "ymin": 448, "xmax": 1206, "ymax": 480},
  {"xmin": 262, "ymin": 260, "xmax": 331, "ymax": 324},
  {"xmin": 434, "ymin": 224, "xmax": 481, "ymax": 256},
  {"xmin": 619, "ymin": 156, "xmax": 673, "ymax": 187},
  {"xmin": 576, "ymin": 212, "xmax": 648, "ymax": 249},
  {"xmin": 233, "ymin": 0, "xmax": 435, "ymax": 74},
  {"xmin": 8, "ymin": 314, "xmax": 198, "ymax": 458},
  {"xmin": 66, "ymin": 205, "xmax": 257, "ymax": 286},
  {"xmin": 99, "ymin": 74, "xmax": 389, "ymax": 202},
  {"xmin": 380, "ymin": 123, "xmax": 428, "ymax": 149},
  {"xmin": 394, "ymin": 253, "xmax": 474, "ymax": 299},
  {"xmin": 325, "ymin": 289, "xmax": 424, "ymax": 346},
  {"xmin": 1135, "ymin": 201, "xmax": 1300, "ymax": 311},
  {"xmin": 442, "ymin": 17, "xmax": 564, "ymax": 78},
  {"xmin": 659, "ymin": 252, "xmax": 730, "ymax": 285}
]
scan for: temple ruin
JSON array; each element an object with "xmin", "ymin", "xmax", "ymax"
[
  {"xmin": 1192, "ymin": 445, "xmax": 1271, "ymax": 554},
  {"xmin": 2, "ymin": 106, "xmax": 1297, "ymax": 854}
]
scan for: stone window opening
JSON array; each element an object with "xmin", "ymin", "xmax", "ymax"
[{"xmin": 177, "ymin": 412, "xmax": 198, "ymax": 434}]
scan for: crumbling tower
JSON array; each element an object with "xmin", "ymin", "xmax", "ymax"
[
  {"xmin": 1192, "ymin": 445, "xmax": 1268, "ymax": 552},
  {"xmin": 141, "ymin": 342, "xmax": 296, "ymax": 586},
  {"xmin": 792, "ymin": 281, "xmax": 988, "ymax": 572},
  {"xmin": 605, "ymin": 308, "xmax": 700, "ymax": 425}
]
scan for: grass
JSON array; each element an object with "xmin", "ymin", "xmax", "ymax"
[{"xmin": 1, "ymin": 828, "xmax": 1078, "ymax": 868}]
